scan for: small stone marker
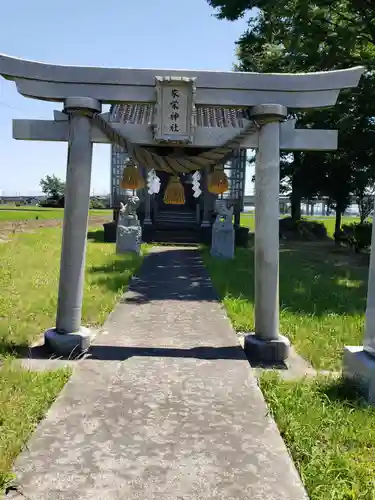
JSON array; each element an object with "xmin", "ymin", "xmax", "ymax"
[
  {"xmin": 116, "ymin": 196, "xmax": 142, "ymax": 254},
  {"xmin": 210, "ymin": 200, "xmax": 234, "ymax": 259}
]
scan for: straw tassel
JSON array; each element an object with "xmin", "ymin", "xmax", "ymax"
[
  {"xmin": 120, "ymin": 159, "xmax": 145, "ymax": 190},
  {"xmin": 207, "ymin": 166, "xmax": 229, "ymax": 194},
  {"xmin": 163, "ymin": 176, "xmax": 185, "ymax": 205}
]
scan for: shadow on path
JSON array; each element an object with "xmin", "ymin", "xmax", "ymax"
[
  {"xmin": 85, "ymin": 345, "xmax": 246, "ymax": 361},
  {"xmin": 4, "ymin": 343, "xmax": 246, "ymax": 363},
  {"xmin": 90, "ymin": 247, "xmax": 217, "ymax": 302}
]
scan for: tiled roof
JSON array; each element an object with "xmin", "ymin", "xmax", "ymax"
[{"xmin": 109, "ymin": 104, "xmax": 251, "ymax": 128}]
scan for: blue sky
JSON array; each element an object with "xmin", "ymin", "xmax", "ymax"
[{"xmin": 0, "ymin": 0, "xmax": 251, "ymax": 196}]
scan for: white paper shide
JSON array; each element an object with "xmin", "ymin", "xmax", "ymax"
[
  {"xmin": 146, "ymin": 169, "xmax": 161, "ymax": 195},
  {"xmin": 192, "ymin": 171, "xmax": 201, "ymax": 198}
]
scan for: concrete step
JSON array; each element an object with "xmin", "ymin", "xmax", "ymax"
[
  {"xmin": 156, "ymin": 213, "xmax": 197, "ymax": 222},
  {"xmin": 154, "ymin": 222, "xmax": 198, "ymax": 230},
  {"xmin": 156, "ymin": 217, "xmax": 197, "ymax": 224},
  {"xmin": 151, "ymin": 230, "xmax": 200, "ymax": 244},
  {"xmin": 157, "ymin": 210, "xmax": 196, "ymax": 215},
  {"xmin": 156, "ymin": 212, "xmax": 195, "ymax": 217}
]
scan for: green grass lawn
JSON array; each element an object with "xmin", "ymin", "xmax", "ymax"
[
  {"xmin": 0, "ymin": 226, "xmax": 144, "ymax": 492},
  {"xmin": 0, "ymin": 227, "xmax": 143, "ymax": 352},
  {"xmin": 230, "ymin": 214, "xmax": 366, "ymax": 370},
  {"xmin": 261, "ymin": 374, "xmax": 375, "ymax": 500},
  {"xmin": 204, "ymin": 242, "xmax": 367, "ymax": 371},
  {"xmin": 0, "ymin": 206, "xmax": 112, "ymax": 221},
  {"xmin": 0, "ymin": 362, "xmax": 70, "ymax": 491}
]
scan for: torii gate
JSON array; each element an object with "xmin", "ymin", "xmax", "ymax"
[{"xmin": 0, "ymin": 54, "xmax": 365, "ymax": 368}]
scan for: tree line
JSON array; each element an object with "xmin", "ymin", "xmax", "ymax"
[{"xmin": 39, "ymin": 175, "xmax": 109, "ymax": 209}]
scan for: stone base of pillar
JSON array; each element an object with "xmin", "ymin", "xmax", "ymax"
[
  {"xmin": 244, "ymin": 333, "xmax": 290, "ymax": 363},
  {"xmin": 143, "ymin": 218, "xmax": 152, "ymax": 225},
  {"xmin": 343, "ymin": 346, "xmax": 375, "ymax": 404},
  {"xmin": 44, "ymin": 326, "xmax": 91, "ymax": 358},
  {"xmin": 201, "ymin": 221, "xmax": 211, "ymax": 228}
]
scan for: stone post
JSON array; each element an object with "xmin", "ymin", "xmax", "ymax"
[
  {"xmin": 201, "ymin": 167, "xmax": 211, "ymax": 227},
  {"xmin": 144, "ymin": 191, "xmax": 152, "ymax": 224},
  {"xmin": 234, "ymin": 204, "xmax": 241, "ymax": 226},
  {"xmin": 244, "ymin": 104, "xmax": 290, "ymax": 362},
  {"xmin": 143, "ymin": 168, "xmax": 152, "ymax": 225},
  {"xmin": 364, "ymin": 211, "xmax": 375, "ymax": 357},
  {"xmin": 196, "ymin": 202, "xmax": 201, "ymax": 225},
  {"xmin": 343, "ymin": 194, "xmax": 375, "ymax": 403},
  {"xmin": 45, "ymin": 97, "xmax": 101, "ymax": 356}
]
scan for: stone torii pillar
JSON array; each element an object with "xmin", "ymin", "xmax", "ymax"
[
  {"xmin": 45, "ymin": 97, "xmax": 102, "ymax": 356},
  {"xmin": 343, "ymin": 201, "xmax": 375, "ymax": 403},
  {"xmin": 244, "ymin": 104, "xmax": 290, "ymax": 362}
]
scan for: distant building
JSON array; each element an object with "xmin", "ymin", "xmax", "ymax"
[{"xmin": 0, "ymin": 195, "xmax": 46, "ymax": 205}]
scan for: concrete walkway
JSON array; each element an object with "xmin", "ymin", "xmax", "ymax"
[{"xmin": 9, "ymin": 247, "xmax": 308, "ymax": 500}]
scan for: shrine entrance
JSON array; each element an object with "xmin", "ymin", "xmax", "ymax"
[{"xmin": 0, "ymin": 53, "xmax": 364, "ymax": 366}]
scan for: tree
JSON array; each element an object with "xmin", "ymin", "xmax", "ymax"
[
  {"xmin": 207, "ymin": 0, "xmax": 375, "ymax": 48},
  {"xmin": 40, "ymin": 175, "xmax": 65, "ymax": 200},
  {"xmin": 355, "ymin": 184, "xmax": 374, "ymax": 223},
  {"xmin": 207, "ymin": 0, "xmax": 375, "ymax": 231}
]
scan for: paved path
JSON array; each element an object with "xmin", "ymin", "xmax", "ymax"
[{"xmin": 9, "ymin": 247, "xmax": 308, "ymax": 500}]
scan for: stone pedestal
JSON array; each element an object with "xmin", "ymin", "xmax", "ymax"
[
  {"xmin": 116, "ymin": 223, "xmax": 142, "ymax": 254},
  {"xmin": 211, "ymin": 226, "xmax": 235, "ymax": 259},
  {"xmin": 244, "ymin": 334, "xmax": 290, "ymax": 363},
  {"xmin": 343, "ymin": 347, "xmax": 375, "ymax": 403},
  {"xmin": 210, "ymin": 201, "xmax": 234, "ymax": 259},
  {"xmin": 45, "ymin": 327, "xmax": 91, "ymax": 358},
  {"xmin": 116, "ymin": 197, "xmax": 142, "ymax": 254}
]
